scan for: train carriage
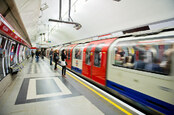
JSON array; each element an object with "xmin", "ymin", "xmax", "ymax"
[
  {"xmin": 107, "ymin": 31, "xmax": 174, "ymax": 114},
  {"xmin": 50, "ymin": 29, "xmax": 174, "ymax": 114}
]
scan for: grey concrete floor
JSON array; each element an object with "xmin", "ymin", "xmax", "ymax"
[{"xmin": 0, "ymin": 58, "xmax": 140, "ymax": 115}]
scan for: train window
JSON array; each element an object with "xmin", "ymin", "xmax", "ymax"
[
  {"xmin": 112, "ymin": 38, "xmax": 174, "ymax": 75},
  {"xmin": 85, "ymin": 44, "xmax": 94, "ymax": 65},
  {"xmin": 75, "ymin": 48, "xmax": 82, "ymax": 60},
  {"xmin": 94, "ymin": 43, "xmax": 104, "ymax": 67}
]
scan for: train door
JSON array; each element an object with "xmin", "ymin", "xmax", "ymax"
[
  {"xmin": 91, "ymin": 43, "xmax": 107, "ymax": 85},
  {"xmin": 66, "ymin": 48, "xmax": 71, "ymax": 69},
  {"xmin": 0, "ymin": 36, "xmax": 7, "ymax": 80},
  {"xmin": 66, "ymin": 44, "xmax": 77, "ymax": 69},
  {"xmin": 82, "ymin": 44, "xmax": 95, "ymax": 79},
  {"xmin": 82, "ymin": 38, "xmax": 117, "ymax": 85},
  {"xmin": 72, "ymin": 44, "xmax": 84, "ymax": 74}
]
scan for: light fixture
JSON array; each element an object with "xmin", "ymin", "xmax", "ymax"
[
  {"xmin": 48, "ymin": 19, "xmax": 82, "ymax": 30},
  {"xmin": 113, "ymin": 0, "xmax": 121, "ymax": 1},
  {"xmin": 48, "ymin": 0, "xmax": 82, "ymax": 30}
]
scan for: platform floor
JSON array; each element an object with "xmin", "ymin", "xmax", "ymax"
[{"xmin": 0, "ymin": 58, "xmax": 144, "ymax": 115}]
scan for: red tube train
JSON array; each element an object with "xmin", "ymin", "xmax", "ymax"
[{"xmin": 48, "ymin": 29, "xmax": 174, "ymax": 114}]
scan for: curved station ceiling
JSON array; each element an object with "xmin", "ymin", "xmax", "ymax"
[{"xmin": 1, "ymin": 0, "xmax": 174, "ymax": 47}]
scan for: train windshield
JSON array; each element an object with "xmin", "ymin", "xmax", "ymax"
[{"xmin": 112, "ymin": 37, "xmax": 174, "ymax": 75}]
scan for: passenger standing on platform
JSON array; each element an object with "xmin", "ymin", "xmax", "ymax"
[
  {"xmin": 61, "ymin": 49, "xmax": 67, "ymax": 77},
  {"xmin": 49, "ymin": 49, "xmax": 53, "ymax": 65},
  {"xmin": 54, "ymin": 50, "xmax": 59, "ymax": 70},
  {"xmin": 35, "ymin": 49, "xmax": 40, "ymax": 62}
]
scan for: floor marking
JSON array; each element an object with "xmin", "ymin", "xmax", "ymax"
[
  {"xmin": 66, "ymin": 72, "xmax": 133, "ymax": 115},
  {"xmin": 55, "ymin": 65, "xmax": 133, "ymax": 115},
  {"xmin": 46, "ymin": 58, "xmax": 144, "ymax": 115},
  {"xmin": 65, "ymin": 69, "xmax": 145, "ymax": 115},
  {"xmin": 27, "ymin": 77, "xmax": 72, "ymax": 100}
]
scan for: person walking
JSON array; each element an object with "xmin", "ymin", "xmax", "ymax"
[
  {"xmin": 61, "ymin": 49, "xmax": 67, "ymax": 77},
  {"xmin": 49, "ymin": 49, "xmax": 53, "ymax": 65},
  {"xmin": 35, "ymin": 49, "xmax": 40, "ymax": 62},
  {"xmin": 54, "ymin": 50, "xmax": 59, "ymax": 70}
]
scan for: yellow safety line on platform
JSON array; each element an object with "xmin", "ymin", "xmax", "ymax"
[
  {"xmin": 47, "ymin": 58, "xmax": 132, "ymax": 115},
  {"xmin": 56, "ymin": 65, "xmax": 132, "ymax": 115}
]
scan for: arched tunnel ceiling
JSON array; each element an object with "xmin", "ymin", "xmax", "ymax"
[
  {"xmin": 13, "ymin": 0, "xmax": 174, "ymax": 47},
  {"xmin": 14, "ymin": 0, "xmax": 41, "ymax": 45}
]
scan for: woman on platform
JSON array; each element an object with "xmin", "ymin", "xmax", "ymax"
[{"xmin": 61, "ymin": 49, "xmax": 67, "ymax": 77}]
